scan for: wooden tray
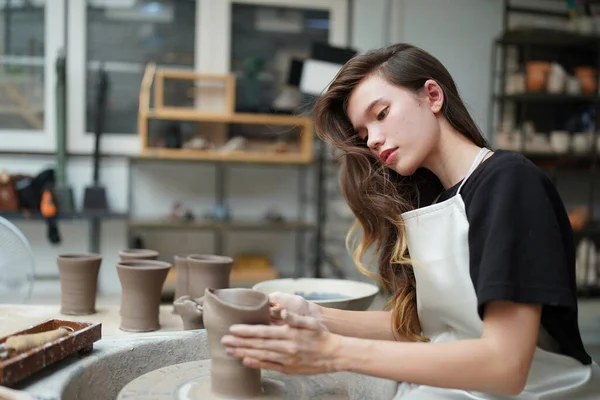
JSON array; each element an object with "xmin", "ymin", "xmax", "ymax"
[{"xmin": 0, "ymin": 319, "xmax": 102, "ymax": 387}]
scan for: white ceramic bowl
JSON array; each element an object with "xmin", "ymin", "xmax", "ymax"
[{"xmin": 252, "ymin": 278, "xmax": 380, "ymax": 311}]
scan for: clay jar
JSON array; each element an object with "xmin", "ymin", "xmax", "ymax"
[
  {"xmin": 172, "ymin": 254, "xmax": 191, "ymax": 313},
  {"xmin": 57, "ymin": 254, "xmax": 102, "ymax": 315},
  {"xmin": 526, "ymin": 61, "xmax": 551, "ymax": 92},
  {"xmin": 187, "ymin": 254, "xmax": 233, "ymax": 298},
  {"xmin": 118, "ymin": 248, "xmax": 159, "ymax": 261},
  {"xmin": 117, "ymin": 260, "xmax": 171, "ymax": 332},
  {"xmin": 192, "ymin": 288, "xmax": 270, "ymax": 399}
]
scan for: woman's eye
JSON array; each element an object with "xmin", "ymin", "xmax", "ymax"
[{"xmin": 376, "ymin": 107, "xmax": 388, "ymax": 121}]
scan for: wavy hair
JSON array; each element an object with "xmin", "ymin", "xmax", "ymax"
[{"xmin": 313, "ymin": 43, "xmax": 488, "ymax": 342}]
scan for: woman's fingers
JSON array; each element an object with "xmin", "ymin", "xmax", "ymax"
[
  {"xmin": 229, "ymin": 323, "xmax": 293, "ymax": 339},
  {"xmin": 281, "ymin": 309, "xmax": 321, "ymax": 331},
  {"xmin": 226, "ymin": 346, "xmax": 289, "ymax": 364},
  {"xmin": 222, "ymin": 335, "xmax": 299, "ymax": 356},
  {"xmin": 270, "ymin": 303, "xmax": 285, "ymax": 322}
]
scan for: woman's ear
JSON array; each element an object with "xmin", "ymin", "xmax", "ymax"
[{"xmin": 423, "ymin": 79, "xmax": 444, "ymax": 113}]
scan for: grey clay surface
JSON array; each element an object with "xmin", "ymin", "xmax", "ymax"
[{"xmin": 14, "ymin": 330, "xmax": 397, "ymax": 400}]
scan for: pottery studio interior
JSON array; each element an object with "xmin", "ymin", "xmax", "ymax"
[{"xmin": 3, "ymin": 0, "xmax": 600, "ymax": 399}]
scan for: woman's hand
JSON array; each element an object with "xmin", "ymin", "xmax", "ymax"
[
  {"xmin": 268, "ymin": 292, "xmax": 323, "ymax": 325},
  {"xmin": 221, "ymin": 309, "xmax": 343, "ymax": 375}
]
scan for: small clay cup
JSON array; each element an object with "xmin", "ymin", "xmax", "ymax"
[
  {"xmin": 187, "ymin": 254, "xmax": 233, "ymax": 299},
  {"xmin": 57, "ymin": 254, "xmax": 102, "ymax": 315},
  {"xmin": 118, "ymin": 248, "xmax": 159, "ymax": 261},
  {"xmin": 117, "ymin": 259, "xmax": 171, "ymax": 332},
  {"xmin": 190, "ymin": 288, "xmax": 270, "ymax": 399},
  {"xmin": 172, "ymin": 254, "xmax": 191, "ymax": 314}
]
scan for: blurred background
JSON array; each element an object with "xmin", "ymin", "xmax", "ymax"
[{"xmin": 0, "ymin": 0, "xmax": 599, "ymax": 354}]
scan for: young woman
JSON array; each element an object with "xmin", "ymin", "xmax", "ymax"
[{"xmin": 221, "ymin": 43, "xmax": 600, "ymax": 398}]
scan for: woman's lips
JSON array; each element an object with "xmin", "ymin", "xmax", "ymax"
[{"xmin": 380, "ymin": 147, "xmax": 398, "ymax": 165}]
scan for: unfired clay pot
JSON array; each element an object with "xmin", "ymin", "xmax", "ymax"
[
  {"xmin": 57, "ymin": 254, "xmax": 102, "ymax": 315},
  {"xmin": 118, "ymin": 248, "xmax": 159, "ymax": 261},
  {"xmin": 173, "ymin": 295, "xmax": 204, "ymax": 329},
  {"xmin": 172, "ymin": 254, "xmax": 191, "ymax": 314},
  {"xmin": 117, "ymin": 259, "xmax": 171, "ymax": 332},
  {"xmin": 190, "ymin": 288, "xmax": 271, "ymax": 399},
  {"xmin": 187, "ymin": 254, "xmax": 233, "ymax": 298}
]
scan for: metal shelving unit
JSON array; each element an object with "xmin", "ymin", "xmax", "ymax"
[
  {"xmin": 125, "ymin": 156, "xmax": 317, "ymax": 282},
  {"xmin": 490, "ymin": 0, "xmax": 600, "ymax": 296}
]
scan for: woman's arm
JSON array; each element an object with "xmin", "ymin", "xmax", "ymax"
[
  {"xmin": 334, "ymin": 301, "xmax": 541, "ymax": 396},
  {"xmin": 318, "ymin": 307, "xmax": 399, "ymax": 341}
]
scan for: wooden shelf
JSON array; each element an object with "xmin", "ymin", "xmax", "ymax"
[
  {"xmin": 148, "ymin": 108, "xmax": 311, "ymax": 126},
  {"xmin": 138, "ymin": 147, "xmax": 312, "ymax": 164},
  {"xmin": 138, "ymin": 63, "xmax": 314, "ymax": 165},
  {"xmin": 128, "ymin": 219, "xmax": 315, "ymax": 231}
]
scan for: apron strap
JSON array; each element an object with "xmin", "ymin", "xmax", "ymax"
[{"xmin": 456, "ymin": 147, "xmax": 491, "ymax": 195}]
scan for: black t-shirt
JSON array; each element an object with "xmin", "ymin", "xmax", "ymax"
[{"xmin": 437, "ymin": 149, "xmax": 592, "ymax": 365}]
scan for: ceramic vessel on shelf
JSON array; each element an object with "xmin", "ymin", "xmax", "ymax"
[
  {"xmin": 572, "ymin": 132, "xmax": 591, "ymax": 154},
  {"xmin": 550, "ymin": 131, "xmax": 570, "ymax": 154}
]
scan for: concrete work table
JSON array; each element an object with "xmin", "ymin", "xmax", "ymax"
[
  {"xmin": 0, "ymin": 303, "xmax": 398, "ymax": 400},
  {"xmin": 0, "ymin": 304, "xmax": 184, "ymax": 338}
]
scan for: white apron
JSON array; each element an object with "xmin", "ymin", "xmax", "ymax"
[{"xmin": 394, "ymin": 148, "xmax": 600, "ymax": 399}]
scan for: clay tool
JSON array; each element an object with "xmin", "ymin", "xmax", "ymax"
[{"xmin": 0, "ymin": 326, "xmax": 73, "ymax": 359}]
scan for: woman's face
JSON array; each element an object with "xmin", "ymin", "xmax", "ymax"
[{"xmin": 346, "ymin": 74, "xmax": 444, "ymax": 176}]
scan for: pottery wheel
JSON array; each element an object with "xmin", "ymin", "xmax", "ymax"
[{"xmin": 117, "ymin": 360, "xmax": 349, "ymax": 400}]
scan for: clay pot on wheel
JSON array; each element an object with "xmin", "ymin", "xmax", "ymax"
[
  {"xmin": 117, "ymin": 260, "xmax": 171, "ymax": 332},
  {"xmin": 57, "ymin": 254, "xmax": 102, "ymax": 315},
  {"xmin": 172, "ymin": 254, "xmax": 191, "ymax": 314},
  {"xmin": 187, "ymin": 254, "xmax": 233, "ymax": 298},
  {"xmin": 118, "ymin": 248, "xmax": 159, "ymax": 261},
  {"xmin": 189, "ymin": 288, "xmax": 270, "ymax": 399}
]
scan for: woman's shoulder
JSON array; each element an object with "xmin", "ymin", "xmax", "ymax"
[{"xmin": 464, "ymin": 149, "xmax": 553, "ymax": 195}]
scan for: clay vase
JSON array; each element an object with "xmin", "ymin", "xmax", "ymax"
[
  {"xmin": 173, "ymin": 295, "xmax": 204, "ymax": 329},
  {"xmin": 187, "ymin": 254, "xmax": 233, "ymax": 298},
  {"xmin": 190, "ymin": 288, "xmax": 270, "ymax": 399},
  {"xmin": 172, "ymin": 254, "xmax": 191, "ymax": 314},
  {"xmin": 57, "ymin": 254, "xmax": 102, "ymax": 315},
  {"xmin": 118, "ymin": 248, "xmax": 159, "ymax": 261},
  {"xmin": 117, "ymin": 260, "xmax": 171, "ymax": 332}
]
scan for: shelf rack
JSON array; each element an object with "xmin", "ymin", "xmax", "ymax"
[
  {"xmin": 127, "ymin": 64, "xmax": 321, "ymax": 286},
  {"xmin": 137, "ymin": 63, "xmax": 314, "ymax": 164},
  {"xmin": 490, "ymin": 0, "xmax": 600, "ymax": 296}
]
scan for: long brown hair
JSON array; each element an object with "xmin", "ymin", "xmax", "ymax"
[{"xmin": 313, "ymin": 43, "xmax": 488, "ymax": 342}]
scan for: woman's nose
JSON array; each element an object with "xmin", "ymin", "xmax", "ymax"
[{"xmin": 367, "ymin": 130, "xmax": 384, "ymax": 150}]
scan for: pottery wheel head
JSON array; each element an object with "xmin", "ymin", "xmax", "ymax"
[{"xmin": 117, "ymin": 360, "xmax": 349, "ymax": 400}]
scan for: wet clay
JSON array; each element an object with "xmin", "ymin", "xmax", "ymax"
[
  {"xmin": 117, "ymin": 260, "xmax": 171, "ymax": 332},
  {"xmin": 117, "ymin": 360, "xmax": 349, "ymax": 400},
  {"xmin": 201, "ymin": 288, "xmax": 270, "ymax": 398},
  {"xmin": 57, "ymin": 254, "xmax": 102, "ymax": 315},
  {"xmin": 173, "ymin": 296, "xmax": 204, "ymax": 330},
  {"xmin": 187, "ymin": 255, "xmax": 233, "ymax": 298},
  {"xmin": 173, "ymin": 254, "xmax": 191, "ymax": 314},
  {"xmin": 119, "ymin": 248, "xmax": 159, "ymax": 261},
  {"xmin": 117, "ymin": 288, "xmax": 349, "ymax": 399}
]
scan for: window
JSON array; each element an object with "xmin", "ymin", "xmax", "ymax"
[
  {"xmin": 85, "ymin": 0, "xmax": 196, "ymax": 135},
  {"xmin": 230, "ymin": 3, "xmax": 330, "ymax": 113},
  {"xmin": 0, "ymin": 0, "xmax": 45, "ymax": 131}
]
